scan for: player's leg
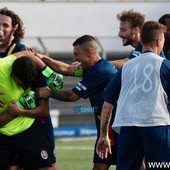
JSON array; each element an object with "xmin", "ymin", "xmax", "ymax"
[
  {"xmin": 41, "ymin": 114, "xmax": 57, "ymax": 170},
  {"xmin": 92, "ymin": 163, "xmax": 110, "ymax": 170}
]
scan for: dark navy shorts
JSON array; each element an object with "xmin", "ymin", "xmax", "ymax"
[
  {"xmin": 0, "ymin": 119, "xmax": 52, "ymax": 170},
  {"xmin": 117, "ymin": 126, "xmax": 170, "ymax": 170},
  {"xmin": 42, "ymin": 114, "xmax": 56, "ymax": 163}
]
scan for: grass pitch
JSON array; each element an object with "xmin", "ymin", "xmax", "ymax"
[{"xmin": 55, "ymin": 137, "xmax": 116, "ymax": 170}]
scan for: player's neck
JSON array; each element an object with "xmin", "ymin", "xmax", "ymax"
[{"xmin": 0, "ymin": 46, "xmax": 8, "ymax": 52}]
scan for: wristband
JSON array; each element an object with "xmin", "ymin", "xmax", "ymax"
[
  {"xmin": 73, "ymin": 69, "xmax": 83, "ymax": 77},
  {"xmin": 42, "ymin": 66, "xmax": 53, "ymax": 78}
]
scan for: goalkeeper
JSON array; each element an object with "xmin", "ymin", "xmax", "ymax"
[{"xmin": 0, "ymin": 51, "xmax": 63, "ymax": 169}]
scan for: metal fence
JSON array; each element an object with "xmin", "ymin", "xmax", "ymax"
[{"xmin": 23, "ymin": 36, "xmax": 132, "ymax": 59}]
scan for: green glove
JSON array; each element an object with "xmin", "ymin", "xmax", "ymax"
[
  {"xmin": 42, "ymin": 66, "xmax": 63, "ymax": 91},
  {"xmin": 17, "ymin": 90, "xmax": 36, "ymax": 109}
]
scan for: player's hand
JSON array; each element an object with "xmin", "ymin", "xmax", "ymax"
[
  {"xmin": 8, "ymin": 100, "xmax": 22, "ymax": 115},
  {"xmin": 96, "ymin": 137, "xmax": 112, "ymax": 159},
  {"xmin": 71, "ymin": 61, "xmax": 82, "ymax": 70},
  {"xmin": 36, "ymin": 87, "xmax": 51, "ymax": 99}
]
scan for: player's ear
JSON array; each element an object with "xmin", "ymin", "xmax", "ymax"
[
  {"xmin": 133, "ymin": 26, "xmax": 140, "ymax": 35},
  {"xmin": 13, "ymin": 24, "xmax": 18, "ymax": 31}
]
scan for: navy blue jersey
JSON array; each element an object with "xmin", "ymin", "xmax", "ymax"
[
  {"xmin": 165, "ymin": 54, "xmax": 170, "ymax": 60},
  {"xmin": 128, "ymin": 43, "xmax": 142, "ymax": 59},
  {"xmin": 128, "ymin": 42, "xmax": 165, "ymax": 59},
  {"xmin": 0, "ymin": 41, "xmax": 25, "ymax": 57},
  {"xmin": 72, "ymin": 58, "xmax": 117, "ymax": 137},
  {"xmin": 103, "ymin": 57, "xmax": 170, "ymax": 109}
]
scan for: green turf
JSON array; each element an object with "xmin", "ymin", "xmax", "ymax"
[{"xmin": 55, "ymin": 137, "xmax": 116, "ymax": 170}]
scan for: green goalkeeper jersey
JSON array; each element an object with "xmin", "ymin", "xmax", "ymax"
[{"xmin": 0, "ymin": 55, "xmax": 35, "ymax": 136}]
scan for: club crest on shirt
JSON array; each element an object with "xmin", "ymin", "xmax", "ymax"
[{"xmin": 41, "ymin": 150, "xmax": 48, "ymax": 160}]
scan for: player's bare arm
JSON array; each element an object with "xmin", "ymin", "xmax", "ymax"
[
  {"xmin": 0, "ymin": 110, "xmax": 15, "ymax": 127},
  {"xmin": 37, "ymin": 54, "xmax": 75, "ymax": 76},
  {"xmin": 8, "ymin": 98, "xmax": 49, "ymax": 118},
  {"xmin": 0, "ymin": 91, "xmax": 5, "ymax": 107},
  {"xmin": 37, "ymin": 53, "xmax": 83, "ymax": 77},
  {"xmin": 14, "ymin": 51, "xmax": 46, "ymax": 71},
  {"xmin": 96, "ymin": 102, "xmax": 113, "ymax": 159},
  {"xmin": 37, "ymin": 87, "xmax": 80, "ymax": 102},
  {"xmin": 110, "ymin": 57, "xmax": 129, "ymax": 70}
]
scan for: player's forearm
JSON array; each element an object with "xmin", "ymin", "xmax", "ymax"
[
  {"xmin": 41, "ymin": 55, "xmax": 74, "ymax": 76},
  {"xmin": 100, "ymin": 102, "xmax": 113, "ymax": 138},
  {"xmin": 15, "ymin": 51, "xmax": 46, "ymax": 71},
  {"xmin": 15, "ymin": 99, "xmax": 49, "ymax": 118},
  {"xmin": 50, "ymin": 90, "xmax": 79, "ymax": 102},
  {"xmin": 0, "ymin": 111, "xmax": 15, "ymax": 127},
  {"xmin": 110, "ymin": 58, "xmax": 129, "ymax": 70}
]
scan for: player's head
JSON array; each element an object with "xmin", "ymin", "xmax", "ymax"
[
  {"xmin": 140, "ymin": 21, "xmax": 166, "ymax": 54},
  {"xmin": 159, "ymin": 14, "xmax": 170, "ymax": 38},
  {"xmin": 72, "ymin": 35, "xmax": 99, "ymax": 70},
  {"xmin": 0, "ymin": 7, "xmax": 25, "ymax": 46},
  {"xmin": 117, "ymin": 9, "xmax": 145, "ymax": 47},
  {"xmin": 11, "ymin": 57, "xmax": 38, "ymax": 90}
]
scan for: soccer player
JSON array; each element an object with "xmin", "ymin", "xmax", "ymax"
[
  {"xmin": 37, "ymin": 35, "xmax": 118, "ymax": 170},
  {"xmin": 0, "ymin": 7, "xmax": 57, "ymax": 170},
  {"xmin": 111, "ymin": 9, "xmax": 164, "ymax": 70},
  {"xmin": 0, "ymin": 51, "xmax": 55, "ymax": 169},
  {"xmin": 158, "ymin": 13, "xmax": 170, "ymax": 60},
  {"xmin": 96, "ymin": 21, "xmax": 170, "ymax": 169}
]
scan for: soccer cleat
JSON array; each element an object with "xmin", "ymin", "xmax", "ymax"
[{"xmin": 17, "ymin": 91, "xmax": 36, "ymax": 109}]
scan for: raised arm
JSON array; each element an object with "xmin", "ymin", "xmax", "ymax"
[
  {"xmin": 40, "ymin": 54, "xmax": 74, "ymax": 76},
  {"xmin": 37, "ymin": 54, "xmax": 83, "ymax": 77},
  {"xmin": 14, "ymin": 51, "xmax": 46, "ymax": 71}
]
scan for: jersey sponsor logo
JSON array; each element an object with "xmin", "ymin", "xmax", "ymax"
[
  {"xmin": 131, "ymin": 50, "xmax": 141, "ymax": 58},
  {"xmin": 75, "ymin": 82, "xmax": 87, "ymax": 91},
  {"xmin": 41, "ymin": 150, "xmax": 48, "ymax": 160},
  {"xmin": 73, "ymin": 106, "xmax": 98, "ymax": 113}
]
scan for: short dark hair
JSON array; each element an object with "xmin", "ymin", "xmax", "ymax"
[
  {"xmin": 140, "ymin": 21, "xmax": 167, "ymax": 45},
  {"xmin": 12, "ymin": 57, "xmax": 38, "ymax": 88},
  {"xmin": 0, "ymin": 7, "xmax": 25, "ymax": 42},
  {"xmin": 72, "ymin": 35, "xmax": 96, "ymax": 46},
  {"xmin": 158, "ymin": 14, "xmax": 170, "ymax": 25}
]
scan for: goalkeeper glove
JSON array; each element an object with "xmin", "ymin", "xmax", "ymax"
[
  {"xmin": 41, "ymin": 66, "xmax": 63, "ymax": 91},
  {"xmin": 17, "ymin": 90, "xmax": 36, "ymax": 109}
]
